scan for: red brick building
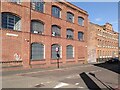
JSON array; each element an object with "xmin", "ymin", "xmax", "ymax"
[
  {"xmin": 1, "ymin": 1, "xmax": 88, "ymax": 68},
  {"xmin": 88, "ymin": 22, "xmax": 119, "ymax": 63}
]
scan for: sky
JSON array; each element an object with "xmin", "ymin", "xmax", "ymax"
[{"xmin": 71, "ymin": 2, "xmax": 118, "ymax": 32}]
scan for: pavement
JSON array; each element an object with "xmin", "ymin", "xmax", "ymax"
[{"xmin": 1, "ymin": 62, "xmax": 120, "ymax": 89}]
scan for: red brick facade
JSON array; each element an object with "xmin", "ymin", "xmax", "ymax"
[
  {"xmin": 87, "ymin": 22, "xmax": 119, "ymax": 63},
  {"xmin": 1, "ymin": 1, "xmax": 88, "ymax": 68}
]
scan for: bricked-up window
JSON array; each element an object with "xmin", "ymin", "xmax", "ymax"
[
  {"xmin": 31, "ymin": 20, "xmax": 44, "ymax": 34},
  {"xmin": 9, "ymin": 0, "xmax": 21, "ymax": 4},
  {"xmin": 78, "ymin": 31, "xmax": 84, "ymax": 41},
  {"xmin": 52, "ymin": 25, "xmax": 61, "ymax": 37},
  {"xmin": 2, "ymin": 12, "xmax": 21, "ymax": 31},
  {"xmin": 31, "ymin": 1, "xmax": 44, "ymax": 13},
  {"xmin": 31, "ymin": 43, "xmax": 44, "ymax": 60},
  {"xmin": 66, "ymin": 45, "xmax": 74, "ymax": 59},
  {"xmin": 66, "ymin": 29, "xmax": 74, "ymax": 39},
  {"xmin": 78, "ymin": 17, "xmax": 84, "ymax": 26},
  {"xmin": 52, "ymin": 6, "xmax": 61, "ymax": 18},
  {"xmin": 51, "ymin": 44, "xmax": 60, "ymax": 59},
  {"xmin": 67, "ymin": 12, "xmax": 74, "ymax": 23}
]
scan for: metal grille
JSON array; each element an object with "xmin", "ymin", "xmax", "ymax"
[
  {"xmin": 66, "ymin": 45, "xmax": 73, "ymax": 59},
  {"xmin": 31, "ymin": 43, "xmax": 44, "ymax": 60}
]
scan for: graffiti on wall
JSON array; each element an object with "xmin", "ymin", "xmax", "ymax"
[{"xmin": 14, "ymin": 53, "xmax": 22, "ymax": 61}]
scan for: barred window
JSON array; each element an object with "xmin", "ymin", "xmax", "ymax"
[
  {"xmin": 52, "ymin": 6, "xmax": 61, "ymax": 18},
  {"xmin": 78, "ymin": 32, "xmax": 84, "ymax": 41},
  {"xmin": 31, "ymin": 1, "xmax": 44, "ymax": 13},
  {"xmin": 2, "ymin": 12, "xmax": 21, "ymax": 31},
  {"xmin": 78, "ymin": 17, "xmax": 84, "ymax": 26},
  {"xmin": 67, "ymin": 12, "xmax": 74, "ymax": 23},
  {"xmin": 52, "ymin": 25, "xmax": 61, "ymax": 37},
  {"xmin": 51, "ymin": 44, "xmax": 60, "ymax": 59},
  {"xmin": 31, "ymin": 20, "xmax": 44, "ymax": 34},
  {"xmin": 31, "ymin": 43, "xmax": 44, "ymax": 60},
  {"xmin": 66, "ymin": 29, "xmax": 74, "ymax": 39},
  {"xmin": 66, "ymin": 45, "xmax": 74, "ymax": 59}
]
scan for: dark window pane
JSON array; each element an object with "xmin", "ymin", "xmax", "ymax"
[
  {"xmin": 67, "ymin": 12, "xmax": 74, "ymax": 23},
  {"xmin": 78, "ymin": 32, "xmax": 84, "ymax": 41},
  {"xmin": 52, "ymin": 6, "xmax": 60, "ymax": 18}
]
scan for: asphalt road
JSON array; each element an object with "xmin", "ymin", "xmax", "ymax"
[{"xmin": 2, "ymin": 62, "xmax": 120, "ymax": 89}]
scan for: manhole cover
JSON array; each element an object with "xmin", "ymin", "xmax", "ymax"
[{"xmin": 34, "ymin": 83, "xmax": 45, "ymax": 87}]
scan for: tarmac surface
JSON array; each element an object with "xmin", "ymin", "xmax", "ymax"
[{"xmin": 1, "ymin": 62, "xmax": 120, "ymax": 89}]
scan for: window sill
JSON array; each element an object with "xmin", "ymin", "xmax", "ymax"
[
  {"xmin": 1, "ymin": 28, "xmax": 22, "ymax": 32},
  {"xmin": 52, "ymin": 16, "xmax": 62, "ymax": 20},
  {"xmin": 31, "ymin": 9, "xmax": 44, "ymax": 14},
  {"xmin": 51, "ymin": 36, "xmax": 61, "ymax": 38},
  {"xmin": 66, "ymin": 20, "xmax": 74, "ymax": 24},
  {"xmin": 31, "ymin": 59, "xmax": 46, "ymax": 61}
]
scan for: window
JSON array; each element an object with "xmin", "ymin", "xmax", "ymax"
[
  {"xmin": 52, "ymin": 25, "xmax": 61, "ymax": 37},
  {"xmin": 52, "ymin": 6, "xmax": 61, "ymax": 18},
  {"xmin": 66, "ymin": 45, "xmax": 74, "ymax": 59},
  {"xmin": 66, "ymin": 29, "xmax": 74, "ymax": 39},
  {"xmin": 31, "ymin": 43, "xmax": 44, "ymax": 60},
  {"xmin": 67, "ymin": 12, "xmax": 74, "ymax": 23},
  {"xmin": 51, "ymin": 44, "xmax": 60, "ymax": 59},
  {"xmin": 78, "ymin": 32, "xmax": 84, "ymax": 41},
  {"xmin": 31, "ymin": 1, "xmax": 44, "ymax": 13},
  {"xmin": 78, "ymin": 17, "xmax": 84, "ymax": 26},
  {"xmin": 31, "ymin": 20, "xmax": 44, "ymax": 34},
  {"xmin": 9, "ymin": 0, "xmax": 21, "ymax": 4},
  {"xmin": 2, "ymin": 12, "xmax": 21, "ymax": 31}
]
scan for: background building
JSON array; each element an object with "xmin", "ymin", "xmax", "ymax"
[
  {"xmin": 88, "ymin": 22, "xmax": 119, "ymax": 63},
  {"xmin": 1, "ymin": 1, "xmax": 88, "ymax": 68}
]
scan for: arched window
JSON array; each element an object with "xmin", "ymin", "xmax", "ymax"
[
  {"xmin": 52, "ymin": 25, "xmax": 61, "ymax": 37},
  {"xmin": 31, "ymin": 43, "xmax": 44, "ymax": 60},
  {"xmin": 78, "ymin": 17, "xmax": 84, "ymax": 26},
  {"xmin": 78, "ymin": 31, "xmax": 84, "ymax": 41},
  {"xmin": 67, "ymin": 12, "xmax": 74, "ymax": 23},
  {"xmin": 66, "ymin": 29, "xmax": 74, "ymax": 39},
  {"xmin": 51, "ymin": 44, "xmax": 61, "ymax": 59},
  {"xmin": 31, "ymin": 0, "xmax": 44, "ymax": 13},
  {"xmin": 52, "ymin": 6, "xmax": 61, "ymax": 18},
  {"xmin": 31, "ymin": 20, "xmax": 44, "ymax": 34},
  {"xmin": 66, "ymin": 45, "xmax": 74, "ymax": 59},
  {"xmin": 2, "ymin": 12, "xmax": 21, "ymax": 31}
]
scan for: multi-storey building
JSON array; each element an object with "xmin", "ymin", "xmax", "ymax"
[
  {"xmin": 88, "ymin": 22, "xmax": 119, "ymax": 63},
  {"xmin": 1, "ymin": 0, "xmax": 88, "ymax": 68}
]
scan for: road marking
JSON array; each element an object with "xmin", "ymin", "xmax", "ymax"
[
  {"xmin": 75, "ymin": 83, "xmax": 79, "ymax": 85},
  {"xmin": 54, "ymin": 82, "xmax": 69, "ymax": 88},
  {"xmin": 78, "ymin": 86, "xmax": 84, "ymax": 88}
]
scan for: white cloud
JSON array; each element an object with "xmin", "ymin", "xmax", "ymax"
[{"xmin": 95, "ymin": 18, "xmax": 102, "ymax": 21}]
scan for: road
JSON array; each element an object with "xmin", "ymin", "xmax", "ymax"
[{"xmin": 2, "ymin": 62, "xmax": 120, "ymax": 89}]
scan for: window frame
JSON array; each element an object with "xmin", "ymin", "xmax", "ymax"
[
  {"xmin": 51, "ymin": 25, "xmax": 61, "ymax": 37},
  {"xmin": 66, "ymin": 45, "xmax": 74, "ymax": 59},
  {"xmin": 78, "ymin": 31, "xmax": 84, "ymax": 41},
  {"xmin": 78, "ymin": 17, "xmax": 84, "ymax": 26},
  {"xmin": 52, "ymin": 6, "xmax": 61, "ymax": 18},
  {"xmin": 67, "ymin": 12, "xmax": 74, "ymax": 23},
  {"xmin": 66, "ymin": 29, "xmax": 74, "ymax": 40}
]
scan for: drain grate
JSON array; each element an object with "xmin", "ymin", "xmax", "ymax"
[{"xmin": 34, "ymin": 83, "xmax": 45, "ymax": 88}]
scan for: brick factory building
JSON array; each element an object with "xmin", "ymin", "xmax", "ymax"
[
  {"xmin": 1, "ymin": 1, "xmax": 88, "ymax": 68},
  {"xmin": 87, "ymin": 22, "xmax": 119, "ymax": 63}
]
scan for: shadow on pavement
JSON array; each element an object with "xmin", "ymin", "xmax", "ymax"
[
  {"xmin": 94, "ymin": 61, "xmax": 120, "ymax": 74},
  {"xmin": 80, "ymin": 72, "xmax": 101, "ymax": 90},
  {"xmin": 80, "ymin": 72, "xmax": 115, "ymax": 90}
]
